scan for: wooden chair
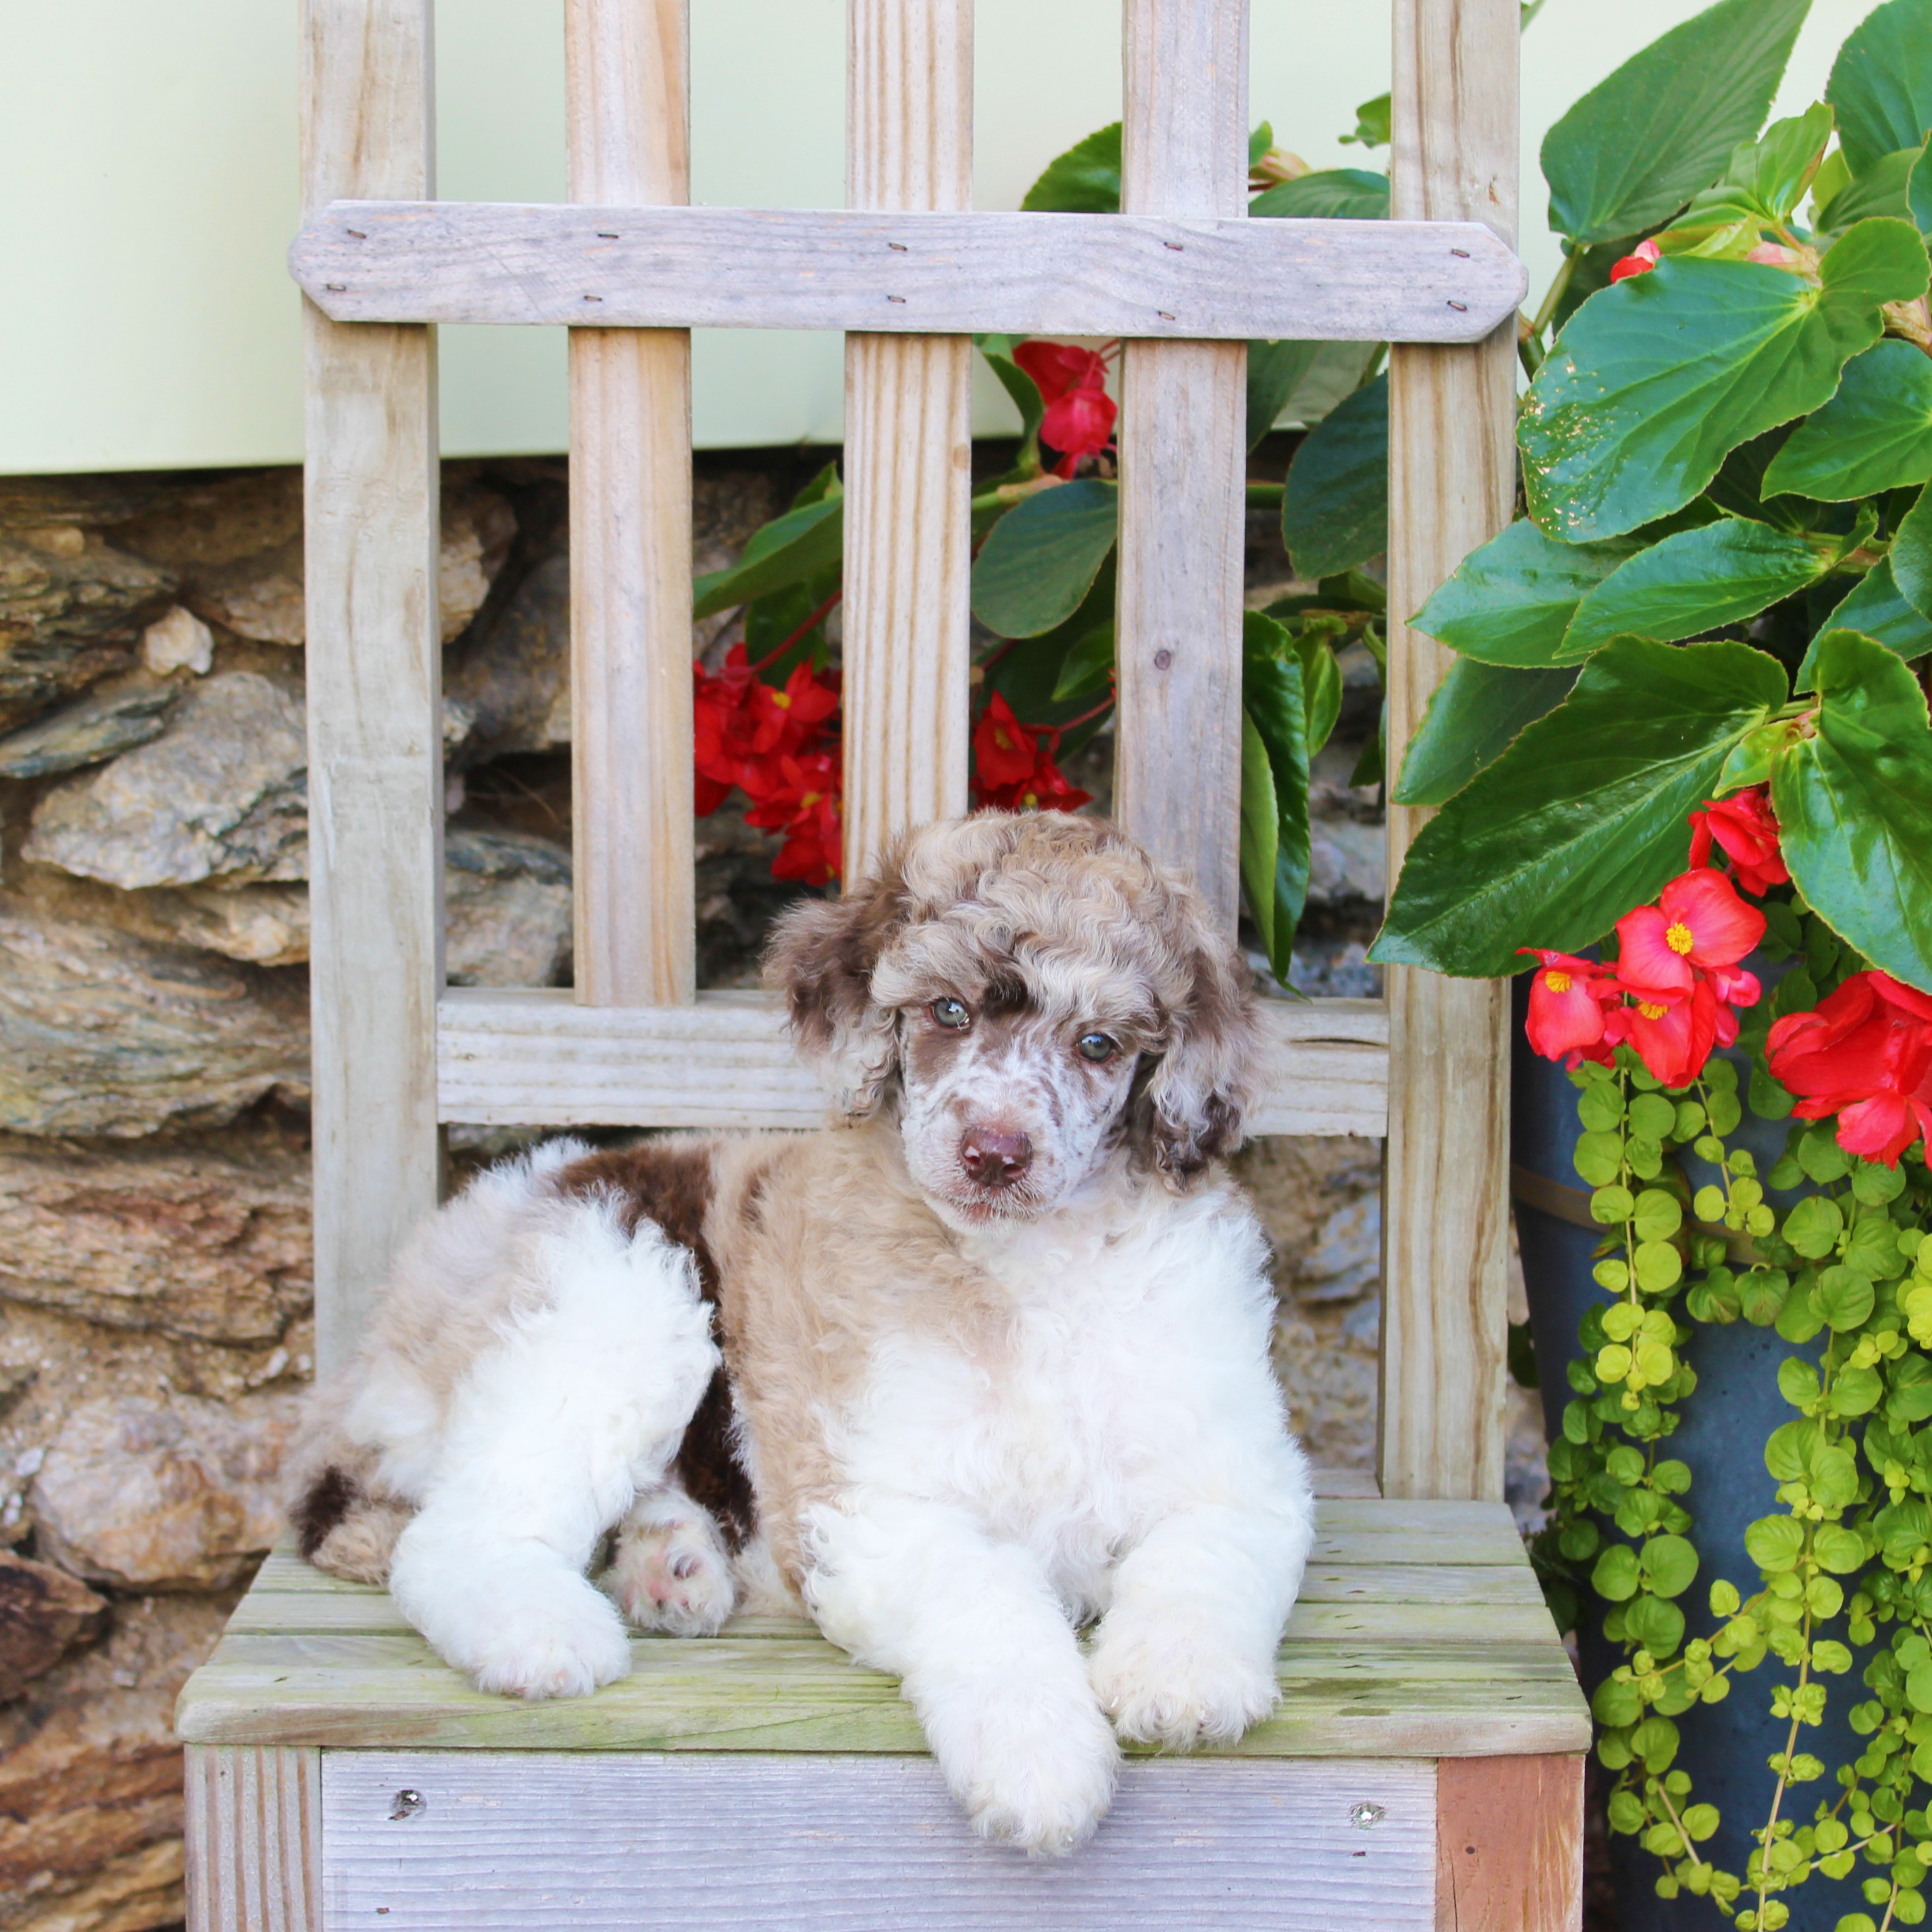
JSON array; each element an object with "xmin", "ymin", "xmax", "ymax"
[{"xmin": 177, "ymin": 1, "xmax": 1589, "ymax": 1923}]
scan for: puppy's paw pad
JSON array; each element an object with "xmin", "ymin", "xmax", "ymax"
[
  {"xmin": 1088, "ymin": 1633, "xmax": 1278, "ymax": 1749},
  {"xmin": 464, "ymin": 1587, "xmax": 633, "ymax": 1701},
  {"xmin": 608, "ymin": 1520, "xmax": 735, "ymax": 1637}
]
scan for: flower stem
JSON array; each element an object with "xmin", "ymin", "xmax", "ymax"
[{"xmin": 749, "ymin": 590, "xmax": 842, "ymax": 675}]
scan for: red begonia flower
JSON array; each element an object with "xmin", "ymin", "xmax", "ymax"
[
  {"xmin": 1012, "ymin": 340, "xmax": 1106, "ymax": 405},
  {"xmin": 975, "ymin": 760, "xmax": 1093, "ymax": 815},
  {"xmin": 1615, "ymin": 980, "xmax": 1721, "ymax": 1089},
  {"xmin": 1519, "ymin": 949, "xmax": 1619, "ymax": 1067},
  {"xmin": 1609, "ymin": 239, "xmax": 1661, "ymax": 283},
  {"xmin": 748, "ymin": 658, "xmax": 839, "ymax": 758},
  {"xmin": 974, "ymin": 692, "xmax": 1042, "ymax": 789},
  {"xmin": 1013, "ymin": 340, "xmax": 1116, "ymax": 478},
  {"xmin": 1616, "ymin": 869, "xmax": 1767, "ymax": 997},
  {"xmin": 1688, "ymin": 786, "xmax": 1788, "ymax": 897},
  {"xmin": 1766, "ymin": 970, "xmax": 1932, "ymax": 1166},
  {"xmin": 745, "ymin": 750, "xmax": 843, "ymax": 886}
]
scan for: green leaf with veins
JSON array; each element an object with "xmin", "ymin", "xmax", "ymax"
[
  {"xmin": 1726, "ymin": 103, "xmax": 1836, "ymax": 224},
  {"xmin": 1250, "ymin": 170, "xmax": 1390, "ymax": 221},
  {"xmin": 970, "ymin": 480, "xmax": 1118, "ymax": 639},
  {"xmin": 1773, "ymin": 627, "xmax": 1932, "ymax": 991},
  {"xmin": 693, "ymin": 479, "xmax": 843, "ymax": 618},
  {"xmin": 1393, "ymin": 659, "xmax": 1579, "ymax": 806},
  {"xmin": 1764, "ymin": 341, "xmax": 1932, "ymax": 500},
  {"xmin": 1540, "ymin": 0, "xmax": 1811, "ymax": 245},
  {"xmin": 1409, "ymin": 519, "xmax": 1638, "ymax": 666},
  {"xmin": 1520, "ymin": 220, "xmax": 1932, "ymax": 542},
  {"xmin": 974, "ymin": 335, "xmax": 1046, "ymax": 461},
  {"xmin": 1372, "ymin": 638, "xmax": 1789, "ymax": 976},
  {"xmin": 1240, "ymin": 613, "xmax": 1312, "ymax": 983},
  {"xmin": 1021, "ymin": 123, "xmax": 1122, "ymax": 213},
  {"xmin": 1817, "ymin": 143, "xmax": 1926, "ymax": 232},
  {"xmin": 1561, "ymin": 518, "xmax": 1834, "ymax": 657},
  {"xmin": 1890, "ymin": 482, "xmax": 1932, "ymax": 621},
  {"xmin": 1826, "ymin": 0, "xmax": 1932, "ymax": 175},
  {"xmin": 1803, "ymin": 558, "xmax": 1932, "ymax": 686}
]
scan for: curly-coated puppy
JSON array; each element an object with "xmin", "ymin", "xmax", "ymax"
[{"xmin": 288, "ymin": 812, "xmax": 1315, "ymax": 1853}]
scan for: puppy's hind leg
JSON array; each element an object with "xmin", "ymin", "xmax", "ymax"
[
  {"xmin": 604, "ymin": 1483, "xmax": 736, "ymax": 1636},
  {"xmin": 388, "ymin": 1201, "xmax": 720, "ymax": 1700}
]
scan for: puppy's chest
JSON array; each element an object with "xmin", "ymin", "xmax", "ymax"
[{"xmin": 840, "ymin": 1247, "xmax": 1197, "ymax": 1529}]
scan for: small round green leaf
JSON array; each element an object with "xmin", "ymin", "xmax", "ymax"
[{"xmin": 1643, "ymin": 1534, "xmax": 1700, "ymax": 1599}]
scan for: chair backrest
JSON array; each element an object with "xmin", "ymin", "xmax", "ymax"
[{"xmin": 295, "ymin": 0, "xmax": 1520, "ymax": 1502}]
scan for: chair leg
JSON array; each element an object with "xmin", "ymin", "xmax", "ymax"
[
  {"xmin": 184, "ymin": 1745, "xmax": 321, "ymax": 1932},
  {"xmin": 1436, "ymin": 1752, "xmax": 1585, "ymax": 1932}
]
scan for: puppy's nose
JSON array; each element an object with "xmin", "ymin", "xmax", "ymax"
[{"xmin": 960, "ymin": 1127, "xmax": 1032, "ymax": 1187}]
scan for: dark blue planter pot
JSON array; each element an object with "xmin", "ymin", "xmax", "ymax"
[{"xmin": 1511, "ymin": 978, "xmax": 1861, "ymax": 1931}]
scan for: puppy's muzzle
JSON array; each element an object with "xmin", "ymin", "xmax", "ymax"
[{"xmin": 958, "ymin": 1127, "xmax": 1032, "ymax": 1189}]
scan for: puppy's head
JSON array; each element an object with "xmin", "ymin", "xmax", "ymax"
[{"xmin": 765, "ymin": 812, "xmax": 1260, "ymax": 1229}]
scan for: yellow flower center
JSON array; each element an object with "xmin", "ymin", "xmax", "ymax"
[
  {"xmin": 800, "ymin": 790, "xmax": 821, "ymax": 807},
  {"xmin": 1665, "ymin": 921, "xmax": 1694, "ymax": 955},
  {"xmin": 1638, "ymin": 1002, "xmax": 1668, "ymax": 1021},
  {"xmin": 771, "ymin": 690, "xmax": 791, "ymax": 709},
  {"xmin": 1545, "ymin": 969, "xmax": 1572, "ymax": 994}
]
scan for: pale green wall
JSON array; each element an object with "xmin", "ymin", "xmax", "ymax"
[{"xmin": 0, "ymin": 0, "xmax": 1877, "ymax": 473}]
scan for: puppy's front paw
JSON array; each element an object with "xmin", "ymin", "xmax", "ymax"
[
  {"xmin": 460, "ymin": 1571, "xmax": 634, "ymax": 1701},
  {"xmin": 605, "ymin": 1509, "xmax": 735, "ymax": 1637},
  {"xmin": 1087, "ymin": 1620, "xmax": 1279, "ymax": 1749},
  {"xmin": 931, "ymin": 1687, "xmax": 1120, "ymax": 1855}
]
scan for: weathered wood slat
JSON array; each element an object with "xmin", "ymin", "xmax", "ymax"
[
  {"xmin": 1379, "ymin": 0, "xmax": 1520, "ymax": 1503},
  {"xmin": 184, "ymin": 1745, "xmax": 321, "ymax": 1932},
  {"xmin": 839, "ymin": 0, "xmax": 974, "ymax": 876},
  {"xmin": 434, "ymin": 986, "xmax": 1389, "ymax": 1135},
  {"xmin": 319, "ymin": 1752, "xmax": 1438, "ymax": 1930},
  {"xmin": 291, "ymin": 202, "xmax": 1526, "ymax": 342},
  {"xmin": 299, "ymin": 0, "xmax": 441, "ymax": 1377},
  {"xmin": 1436, "ymin": 1754, "xmax": 1586, "ymax": 1932},
  {"xmin": 565, "ymin": 0, "xmax": 696, "ymax": 1006}
]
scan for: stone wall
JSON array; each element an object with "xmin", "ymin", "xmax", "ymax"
[{"xmin": 0, "ymin": 450, "xmax": 1542, "ymax": 1931}]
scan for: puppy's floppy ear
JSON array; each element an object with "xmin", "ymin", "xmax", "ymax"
[
  {"xmin": 763, "ymin": 863, "xmax": 907, "ymax": 1120},
  {"xmin": 1135, "ymin": 921, "xmax": 1262, "ymax": 1185}
]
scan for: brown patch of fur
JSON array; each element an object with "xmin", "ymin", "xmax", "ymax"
[
  {"xmin": 293, "ymin": 1464, "xmax": 358, "ymax": 1560},
  {"xmin": 552, "ymin": 1141, "xmax": 757, "ymax": 1548}
]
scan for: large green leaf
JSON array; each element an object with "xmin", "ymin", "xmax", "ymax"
[
  {"xmin": 1249, "ymin": 169, "xmax": 1390, "ymax": 221},
  {"xmin": 1241, "ymin": 613, "xmax": 1312, "ymax": 982},
  {"xmin": 1817, "ymin": 143, "xmax": 1924, "ymax": 232},
  {"xmin": 1561, "ymin": 518, "xmax": 1830, "ymax": 656},
  {"xmin": 1370, "ymin": 638, "xmax": 1789, "ymax": 976},
  {"xmin": 1410, "ymin": 520, "xmax": 1637, "ymax": 665},
  {"xmin": 1827, "ymin": 0, "xmax": 1932, "ymax": 176},
  {"xmin": 1520, "ymin": 221, "xmax": 1931, "ymax": 542},
  {"xmin": 1021, "ymin": 123, "xmax": 1121, "ymax": 213},
  {"xmin": 692, "ymin": 480, "xmax": 843, "ymax": 618},
  {"xmin": 1540, "ymin": 0, "xmax": 1811, "ymax": 245},
  {"xmin": 970, "ymin": 480, "xmax": 1118, "ymax": 638},
  {"xmin": 1246, "ymin": 340, "xmax": 1326, "ymax": 450},
  {"xmin": 1890, "ymin": 482, "xmax": 1932, "ymax": 621},
  {"xmin": 1763, "ymin": 340, "xmax": 1932, "ymax": 500},
  {"xmin": 1810, "ymin": 557, "xmax": 1932, "ymax": 679},
  {"xmin": 1773, "ymin": 627, "xmax": 1932, "ymax": 990},
  {"xmin": 1283, "ymin": 375, "xmax": 1387, "ymax": 579},
  {"xmin": 1393, "ymin": 658, "xmax": 1580, "ymax": 807},
  {"xmin": 1727, "ymin": 104, "xmax": 1837, "ymax": 225}
]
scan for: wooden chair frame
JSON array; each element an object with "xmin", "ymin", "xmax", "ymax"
[{"xmin": 177, "ymin": 3, "xmax": 1589, "ymax": 1925}]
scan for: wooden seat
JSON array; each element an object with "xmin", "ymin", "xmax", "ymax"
[
  {"xmin": 178, "ymin": 1498, "xmax": 1586, "ymax": 1928},
  {"xmin": 187, "ymin": 0, "xmax": 1593, "ymax": 1922}
]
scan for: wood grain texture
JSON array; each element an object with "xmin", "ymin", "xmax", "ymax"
[
  {"xmin": 839, "ymin": 0, "xmax": 972, "ymax": 878},
  {"xmin": 1435, "ymin": 1755, "xmax": 1585, "ymax": 1932},
  {"xmin": 319, "ymin": 1752, "xmax": 1436, "ymax": 1930},
  {"xmin": 299, "ymin": 0, "xmax": 440, "ymax": 1376},
  {"xmin": 433, "ymin": 987, "xmax": 1389, "ymax": 1136},
  {"xmin": 184, "ymin": 1745, "xmax": 321, "ymax": 1932},
  {"xmin": 1379, "ymin": 0, "xmax": 1520, "ymax": 1503},
  {"xmin": 566, "ymin": 0, "xmax": 694, "ymax": 1005},
  {"xmin": 291, "ymin": 203, "xmax": 1526, "ymax": 341},
  {"xmin": 1113, "ymin": 0, "xmax": 1249, "ymax": 937}
]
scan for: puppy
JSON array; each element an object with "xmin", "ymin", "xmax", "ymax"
[{"xmin": 288, "ymin": 811, "xmax": 1315, "ymax": 1853}]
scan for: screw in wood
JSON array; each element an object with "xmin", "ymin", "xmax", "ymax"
[
  {"xmin": 1350, "ymin": 1801, "xmax": 1386, "ymax": 1830},
  {"xmin": 888, "ymin": 242, "xmax": 908, "ymax": 251},
  {"xmin": 1157, "ymin": 310, "xmax": 1176, "ymax": 320},
  {"xmin": 1450, "ymin": 247, "xmax": 1470, "ymax": 258},
  {"xmin": 389, "ymin": 1789, "xmax": 426, "ymax": 1822},
  {"xmin": 1153, "ymin": 649, "xmax": 1174, "ymax": 671},
  {"xmin": 325, "ymin": 283, "xmax": 346, "ymax": 292},
  {"xmin": 346, "ymin": 229, "xmax": 367, "ymax": 239},
  {"xmin": 597, "ymin": 231, "xmax": 619, "ymax": 239},
  {"xmin": 1164, "ymin": 241, "xmax": 1184, "ymax": 251},
  {"xmin": 583, "ymin": 294, "xmax": 603, "ymax": 302},
  {"xmin": 887, "ymin": 295, "xmax": 906, "ymax": 303},
  {"xmin": 1447, "ymin": 300, "xmax": 1468, "ymax": 311}
]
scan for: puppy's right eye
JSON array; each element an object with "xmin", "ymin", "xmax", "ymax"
[{"xmin": 930, "ymin": 997, "xmax": 971, "ymax": 1030}]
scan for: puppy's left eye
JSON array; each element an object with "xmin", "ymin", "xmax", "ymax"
[
  {"xmin": 931, "ymin": 997, "xmax": 971, "ymax": 1030},
  {"xmin": 1076, "ymin": 1031, "xmax": 1117, "ymax": 1063}
]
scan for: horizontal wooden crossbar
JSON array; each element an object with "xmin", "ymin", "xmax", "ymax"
[
  {"xmin": 292, "ymin": 202, "xmax": 1526, "ymax": 342},
  {"xmin": 436, "ymin": 988, "xmax": 1389, "ymax": 1138}
]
